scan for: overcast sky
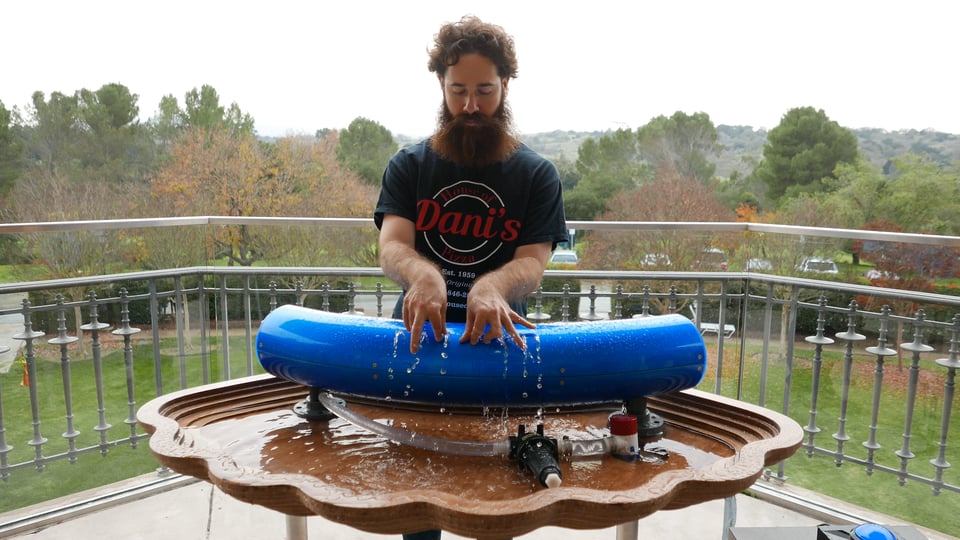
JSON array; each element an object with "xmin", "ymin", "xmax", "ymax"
[{"xmin": 5, "ymin": 0, "xmax": 958, "ymax": 137}]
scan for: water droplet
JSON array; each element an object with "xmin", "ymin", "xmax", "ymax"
[{"xmin": 439, "ymin": 368, "xmax": 447, "ymax": 375}]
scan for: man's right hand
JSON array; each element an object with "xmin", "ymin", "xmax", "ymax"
[
  {"xmin": 378, "ymin": 214, "xmax": 448, "ymax": 354},
  {"xmin": 401, "ymin": 273, "xmax": 448, "ymax": 354}
]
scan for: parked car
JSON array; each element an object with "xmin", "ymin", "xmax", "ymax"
[
  {"xmin": 746, "ymin": 258, "xmax": 773, "ymax": 272},
  {"xmin": 796, "ymin": 258, "xmax": 839, "ymax": 275},
  {"xmin": 696, "ymin": 248, "xmax": 728, "ymax": 271},
  {"xmin": 640, "ymin": 253, "xmax": 672, "ymax": 267},
  {"xmin": 865, "ymin": 268, "xmax": 898, "ymax": 280},
  {"xmin": 549, "ymin": 249, "xmax": 579, "ymax": 265}
]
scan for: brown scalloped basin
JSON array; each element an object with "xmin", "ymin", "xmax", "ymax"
[{"xmin": 138, "ymin": 374, "xmax": 801, "ymax": 538}]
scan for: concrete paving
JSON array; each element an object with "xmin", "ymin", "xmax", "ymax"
[{"xmin": 1, "ymin": 476, "xmax": 824, "ymax": 540}]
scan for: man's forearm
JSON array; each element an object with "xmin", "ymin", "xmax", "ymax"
[
  {"xmin": 471, "ymin": 254, "xmax": 545, "ymax": 303},
  {"xmin": 380, "ymin": 240, "xmax": 442, "ymax": 290}
]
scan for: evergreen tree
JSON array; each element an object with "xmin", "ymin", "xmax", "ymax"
[{"xmin": 754, "ymin": 107, "xmax": 858, "ymax": 203}]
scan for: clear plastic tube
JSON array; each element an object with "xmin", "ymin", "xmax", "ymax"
[
  {"xmin": 557, "ymin": 437, "xmax": 611, "ymax": 458},
  {"xmin": 317, "ymin": 392, "xmax": 512, "ymax": 457},
  {"xmin": 317, "ymin": 392, "xmax": 615, "ymax": 459}
]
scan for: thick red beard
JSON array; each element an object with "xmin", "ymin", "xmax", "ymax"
[{"xmin": 429, "ymin": 101, "xmax": 519, "ymax": 167}]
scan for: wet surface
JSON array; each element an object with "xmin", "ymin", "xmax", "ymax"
[
  {"xmin": 139, "ymin": 375, "xmax": 802, "ymax": 537},
  {"xmin": 193, "ymin": 405, "xmax": 732, "ymax": 500}
]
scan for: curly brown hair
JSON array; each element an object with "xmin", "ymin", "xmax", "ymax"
[{"xmin": 427, "ymin": 15, "xmax": 518, "ymax": 79}]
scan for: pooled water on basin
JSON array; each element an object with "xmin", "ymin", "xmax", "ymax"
[{"xmin": 190, "ymin": 404, "xmax": 732, "ymax": 502}]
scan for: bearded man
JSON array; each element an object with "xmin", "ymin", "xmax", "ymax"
[{"xmin": 375, "ymin": 16, "xmax": 568, "ymax": 366}]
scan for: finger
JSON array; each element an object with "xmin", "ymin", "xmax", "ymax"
[
  {"xmin": 429, "ymin": 314, "xmax": 445, "ymax": 343},
  {"xmin": 504, "ymin": 320, "xmax": 526, "ymax": 350},
  {"xmin": 409, "ymin": 312, "xmax": 424, "ymax": 354},
  {"xmin": 514, "ymin": 316, "xmax": 536, "ymax": 330},
  {"xmin": 482, "ymin": 325, "xmax": 503, "ymax": 344},
  {"xmin": 466, "ymin": 319, "xmax": 486, "ymax": 345}
]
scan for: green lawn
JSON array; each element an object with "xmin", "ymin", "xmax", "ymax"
[
  {"xmin": 701, "ymin": 341, "xmax": 959, "ymax": 536},
  {"xmin": 0, "ymin": 335, "xmax": 264, "ymax": 512}
]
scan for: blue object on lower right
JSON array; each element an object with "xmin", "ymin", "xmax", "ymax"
[{"xmin": 853, "ymin": 524, "xmax": 898, "ymax": 540}]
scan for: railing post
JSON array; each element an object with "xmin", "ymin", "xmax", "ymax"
[
  {"xmin": 528, "ymin": 285, "xmax": 550, "ymax": 322},
  {"xmin": 149, "ymin": 279, "xmax": 164, "ymax": 395},
  {"xmin": 111, "ymin": 288, "xmax": 143, "ymax": 446},
  {"xmin": 612, "ymin": 284, "xmax": 624, "ymax": 319},
  {"xmin": 174, "ymin": 276, "xmax": 188, "ymax": 389},
  {"xmin": 581, "ymin": 284, "xmax": 603, "ymax": 321},
  {"xmin": 803, "ymin": 294, "xmax": 834, "ymax": 457},
  {"xmin": 219, "ymin": 275, "xmax": 231, "ymax": 380},
  {"xmin": 47, "ymin": 294, "xmax": 80, "ymax": 462},
  {"xmin": 833, "ymin": 300, "xmax": 866, "ymax": 466},
  {"xmin": 375, "ymin": 282, "xmax": 385, "ymax": 318},
  {"xmin": 931, "ymin": 314, "xmax": 960, "ymax": 495},
  {"xmin": 639, "ymin": 286, "xmax": 651, "ymax": 318},
  {"xmin": 269, "ymin": 280, "xmax": 278, "ymax": 313},
  {"xmin": 199, "ymin": 277, "xmax": 211, "ymax": 385},
  {"xmin": 14, "ymin": 298, "xmax": 46, "ymax": 471},
  {"xmin": 863, "ymin": 305, "xmax": 896, "ymax": 474},
  {"xmin": 243, "ymin": 274, "xmax": 254, "ymax": 375},
  {"xmin": 320, "ymin": 281, "xmax": 330, "ymax": 311},
  {"xmin": 897, "ymin": 309, "xmax": 934, "ymax": 485},
  {"xmin": 0, "ymin": 342, "xmax": 11, "ymax": 480},
  {"xmin": 80, "ymin": 291, "xmax": 112, "ymax": 456}
]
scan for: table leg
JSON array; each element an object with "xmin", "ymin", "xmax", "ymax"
[
  {"xmin": 722, "ymin": 496, "xmax": 738, "ymax": 540},
  {"xmin": 286, "ymin": 515, "xmax": 308, "ymax": 540},
  {"xmin": 615, "ymin": 520, "xmax": 638, "ymax": 540}
]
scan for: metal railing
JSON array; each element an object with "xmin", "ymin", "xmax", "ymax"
[{"xmin": 0, "ymin": 217, "xmax": 958, "ymax": 534}]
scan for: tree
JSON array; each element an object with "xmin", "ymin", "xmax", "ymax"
[
  {"xmin": 334, "ymin": 117, "xmax": 397, "ymax": 186},
  {"xmin": 877, "ymin": 154, "xmax": 960, "ymax": 235},
  {"xmin": 583, "ymin": 166, "xmax": 732, "ymax": 271},
  {"xmin": 148, "ymin": 126, "xmax": 284, "ymax": 266},
  {"xmin": 274, "ymin": 132, "xmax": 379, "ymax": 267},
  {"xmin": 567, "ymin": 129, "xmax": 651, "ymax": 219},
  {"xmin": 24, "ymin": 91, "xmax": 81, "ymax": 174},
  {"xmin": 637, "ymin": 111, "xmax": 720, "ymax": 183},
  {"xmin": 76, "ymin": 83, "xmax": 156, "ymax": 183},
  {"xmin": 0, "ymin": 101, "xmax": 23, "ymax": 195},
  {"xmin": 754, "ymin": 107, "xmax": 858, "ymax": 202},
  {"xmin": 150, "ymin": 84, "xmax": 255, "ymax": 139}
]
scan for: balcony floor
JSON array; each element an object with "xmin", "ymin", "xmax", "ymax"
[{"xmin": 4, "ymin": 474, "xmax": 951, "ymax": 540}]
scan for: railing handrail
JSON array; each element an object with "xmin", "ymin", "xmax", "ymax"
[{"xmin": 2, "ymin": 217, "xmax": 958, "ymax": 248}]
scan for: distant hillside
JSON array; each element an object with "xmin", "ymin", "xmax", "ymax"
[{"xmin": 396, "ymin": 127, "xmax": 960, "ymax": 179}]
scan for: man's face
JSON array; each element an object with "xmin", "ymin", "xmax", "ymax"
[
  {"xmin": 440, "ymin": 53, "xmax": 508, "ymax": 120},
  {"xmin": 432, "ymin": 53, "xmax": 517, "ymax": 167}
]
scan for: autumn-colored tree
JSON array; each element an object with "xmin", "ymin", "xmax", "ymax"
[
  {"xmin": 272, "ymin": 133, "xmax": 379, "ymax": 264},
  {"xmin": 149, "ymin": 126, "xmax": 293, "ymax": 266},
  {"xmin": 581, "ymin": 167, "xmax": 732, "ymax": 314},
  {"xmin": 584, "ymin": 167, "xmax": 732, "ymax": 271}
]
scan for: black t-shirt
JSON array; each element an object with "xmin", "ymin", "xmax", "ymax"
[{"xmin": 375, "ymin": 140, "xmax": 568, "ymax": 322}]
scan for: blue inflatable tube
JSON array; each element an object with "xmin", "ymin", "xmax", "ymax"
[{"xmin": 256, "ymin": 305, "xmax": 707, "ymax": 408}]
